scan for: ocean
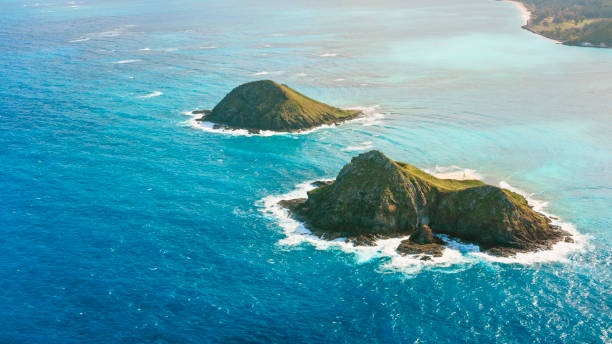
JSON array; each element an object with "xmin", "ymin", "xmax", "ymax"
[{"xmin": 0, "ymin": 0, "xmax": 610, "ymax": 342}]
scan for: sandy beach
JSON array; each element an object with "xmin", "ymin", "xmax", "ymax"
[
  {"xmin": 508, "ymin": 0, "xmax": 531, "ymax": 25},
  {"xmin": 506, "ymin": 0, "xmax": 562, "ymax": 43}
]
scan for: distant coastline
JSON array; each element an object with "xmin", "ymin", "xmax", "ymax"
[
  {"xmin": 507, "ymin": 1, "xmax": 560, "ymax": 43},
  {"xmin": 504, "ymin": 0, "xmax": 611, "ymax": 48}
]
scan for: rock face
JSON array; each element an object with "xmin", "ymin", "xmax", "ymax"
[
  {"xmin": 281, "ymin": 150, "xmax": 571, "ymax": 256},
  {"xmin": 196, "ymin": 80, "xmax": 361, "ymax": 132},
  {"xmin": 397, "ymin": 225, "xmax": 445, "ymax": 257}
]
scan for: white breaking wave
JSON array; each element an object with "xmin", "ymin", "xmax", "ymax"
[
  {"xmin": 139, "ymin": 91, "xmax": 163, "ymax": 98},
  {"xmin": 69, "ymin": 37, "xmax": 90, "ymax": 43},
  {"xmin": 139, "ymin": 48, "xmax": 151, "ymax": 51},
  {"xmin": 342, "ymin": 141, "xmax": 374, "ymax": 152},
  {"xmin": 320, "ymin": 53, "xmax": 337, "ymax": 57},
  {"xmin": 426, "ymin": 165, "xmax": 482, "ymax": 181},
  {"xmin": 113, "ymin": 59, "xmax": 141, "ymax": 64},
  {"xmin": 180, "ymin": 105, "xmax": 385, "ymax": 137},
  {"xmin": 200, "ymin": 45, "xmax": 217, "ymax": 49},
  {"xmin": 250, "ymin": 70, "xmax": 285, "ymax": 76},
  {"xmin": 257, "ymin": 167, "xmax": 584, "ymax": 275},
  {"xmin": 348, "ymin": 105, "xmax": 385, "ymax": 126}
]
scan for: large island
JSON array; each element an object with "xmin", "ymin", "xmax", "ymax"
[
  {"xmin": 515, "ymin": 0, "xmax": 612, "ymax": 48},
  {"xmin": 281, "ymin": 151, "xmax": 572, "ymax": 258},
  {"xmin": 192, "ymin": 80, "xmax": 362, "ymax": 133}
]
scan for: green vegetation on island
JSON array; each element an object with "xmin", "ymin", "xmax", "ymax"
[
  {"xmin": 517, "ymin": 0, "xmax": 612, "ymax": 47},
  {"xmin": 194, "ymin": 80, "xmax": 362, "ymax": 132},
  {"xmin": 280, "ymin": 151, "xmax": 572, "ymax": 257}
]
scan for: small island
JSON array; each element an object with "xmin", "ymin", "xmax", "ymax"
[
  {"xmin": 280, "ymin": 151, "xmax": 572, "ymax": 258},
  {"xmin": 192, "ymin": 80, "xmax": 362, "ymax": 133}
]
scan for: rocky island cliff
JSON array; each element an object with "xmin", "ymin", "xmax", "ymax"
[
  {"xmin": 193, "ymin": 80, "xmax": 362, "ymax": 132},
  {"xmin": 280, "ymin": 151, "xmax": 571, "ymax": 257}
]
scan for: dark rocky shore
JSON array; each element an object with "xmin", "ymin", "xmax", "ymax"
[
  {"xmin": 280, "ymin": 151, "xmax": 571, "ymax": 258},
  {"xmin": 193, "ymin": 80, "xmax": 362, "ymax": 133}
]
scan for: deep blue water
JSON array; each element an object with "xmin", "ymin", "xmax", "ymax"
[{"xmin": 1, "ymin": 0, "xmax": 611, "ymax": 343}]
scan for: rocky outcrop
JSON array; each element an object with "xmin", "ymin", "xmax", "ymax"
[
  {"xmin": 281, "ymin": 150, "xmax": 571, "ymax": 257},
  {"xmin": 397, "ymin": 225, "xmax": 445, "ymax": 258},
  {"xmin": 194, "ymin": 80, "xmax": 361, "ymax": 132}
]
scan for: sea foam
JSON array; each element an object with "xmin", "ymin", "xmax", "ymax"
[
  {"xmin": 342, "ymin": 141, "xmax": 374, "ymax": 152},
  {"xmin": 113, "ymin": 59, "xmax": 141, "ymax": 64},
  {"xmin": 425, "ymin": 165, "xmax": 482, "ymax": 181},
  {"xmin": 69, "ymin": 37, "xmax": 90, "ymax": 43},
  {"xmin": 139, "ymin": 91, "xmax": 163, "ymax": 98}
]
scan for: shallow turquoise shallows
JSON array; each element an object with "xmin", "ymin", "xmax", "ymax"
[{"xmin": 0, "ymin": 0, "xmax": 610, "ymax": 342}]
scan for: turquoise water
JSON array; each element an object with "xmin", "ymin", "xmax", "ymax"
[{"xmin": 1, "ymin": 0, "xmax": 611, "ymax": 342}]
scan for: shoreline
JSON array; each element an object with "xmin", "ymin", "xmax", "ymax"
[
  {"xmin": 508, "ymin": 0, "xmax": 531, "ymax": 26},
  {"xmin": 506, "ymin": 0, "xmax": 563, "ymax": 43}
]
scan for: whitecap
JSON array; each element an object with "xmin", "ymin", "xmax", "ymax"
[
  {"xmin": 425, "ymin": 165, "xmax": 482, "ymax": 181},
  {"xmin": 251, "ymin": 70, "xmax": 285, "ymax": 76},
  {"xmin": 113, "ymin": 59, "xmax": 141, "ymax": 64},
  {"xmin": 139, "ymin": 91, "xmax": 162, "ymax": 98},
  {"xmin": 181, "ymin": 111, "xmax": 299, "ymax": 137},
  {"xmin": 347, "ymin": 105, "xmax": 385, "ymax": 126},
  {"xmin": 139, "ymin": 48, "xmax": 151, "ymax": 51},
  {"xmin": 342, "ymin": 141, "xmax": 374, "ymax": 152},
  {"xmin": 200, "ymin": 45, "xmax": 217, "ymax": 49},
  {"xmin": 69, "ymin": 37, "xmax": 90, "ymax": 43},
  {"xmin": 320, "ymin": 53, "xmax": 337, "ymax": 57},
  {"xmin": 334, "ymin": 78, "xmax": 345, "ymax": 81},
  {"xmin": 181, "ymin": 105, "xmax": 384, "ymax": 137}
]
